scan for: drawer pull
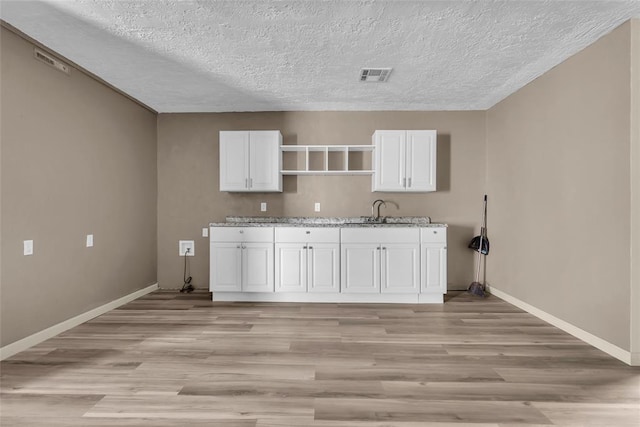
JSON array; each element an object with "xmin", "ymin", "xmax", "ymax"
[{"xmin": 306, "ymin": 231, "xmax": 311, "ymax": 234}]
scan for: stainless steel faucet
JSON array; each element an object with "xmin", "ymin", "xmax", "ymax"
[{"xmin": 371, "ymin": 199, "xmax": 386, "ymax": 220}]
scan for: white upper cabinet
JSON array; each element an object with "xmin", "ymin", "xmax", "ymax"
[
  {"xmin": 372, "ymin": 130, "xmax": 437, "ymax": 192},
  {"xmin": 219, "ymin": 130, "xmax": 282, "ymax": 192}
]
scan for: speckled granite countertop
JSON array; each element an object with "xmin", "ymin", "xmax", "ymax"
[{"xmin": 209, "ymin": 216, "xmax": 447, "ymax": 228}]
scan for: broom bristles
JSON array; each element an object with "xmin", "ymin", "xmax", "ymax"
[{"xmin": 467, "ymin": 281, "xmax": 486, "ymax": 297}]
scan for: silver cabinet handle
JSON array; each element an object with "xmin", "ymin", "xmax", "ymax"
[
  {"xmin": 236, "ymin": 245, "xmax": 240, "ymax": 249},
  {"xmin": 303, "ymin": 246, "xmax": 307, "ymax": 249},
  {"xmin": 382, "ymin": 247, "xmax": 387, "ymax": 250},
  {"xmin": 308, "ymin": 246, "xmax": 313, "ymax": 250},
  {"xmin": 249, "ymin": 178, "xmax": 253, "ymax": 188},
  {"xmin": 305, "ymin": 231, "xmax": 310, "ymax": 234},
  {"xmin": 403, "ymin": 178, "xmax": 406, "ymax": 187},
  {"xmin": 245, "ymin": 178, "xmax": 248, "ymax": 188},
  {"xmin": 408, "ymin": 178, "xmax": 412, "ymax": 188},
  {"xmin": 376, "ymin": 247, "xmax": 380, "ymax": 250},
  {"xmin": 239, "ymin": 230, "xmax": 244, "ymax": 233}
]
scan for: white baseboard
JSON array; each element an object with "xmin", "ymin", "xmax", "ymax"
[
  {"xmin": 0, "ymin": 283, "xmax": 158, "ymax": 360},
  {"xmin": 212, "ymin": 291, "xmax": 444, "ymax": 304},
  {"xmin": 487, "ymin": 285, "xmax": 636, "ymax": 366}
]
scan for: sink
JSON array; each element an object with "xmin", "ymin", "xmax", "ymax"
[
  {"xmin": 342, "ymin": 216, "xmax": 431, "ymax": 225},
  {"xmin": 382, "ymin": 216, "xmax": 431, "ymax": 225},
  {"xmin": 346, "ymin": 216, "xmax": 387, "ymax": 224}
]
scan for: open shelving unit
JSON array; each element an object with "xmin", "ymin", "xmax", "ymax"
[{"xmin": 280, "ymin": 145, "xmax": 374, "ymax": 175}]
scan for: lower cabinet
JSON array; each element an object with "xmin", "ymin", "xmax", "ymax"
[
  {"xmin": 210, "ymin": 225, "xmax": 446, "ymax": 303},
  {"xmin": 421, "ymin": 244, "xmax": 447, "ymax": 293},
  {"xmin": 341, "ymin": 244, "xmax": 380, "ymax": 293},
  {"xmin": 275, "ymin": 228, "xmax": 340, "ymax": 293},
  {"xmin": 210, "ymin": 227, "xmax": 274, "ymax": 293},
  {"xmin": 341, "ymin": 241, "xmax": 419, "ymax": 294},
  {"xmin": 381, "ymin": 243, "xmax": 420, "ymax": 293},
  {"xmin": 420, "ymin": 227, "xmax": 447, "ymax": 295}
]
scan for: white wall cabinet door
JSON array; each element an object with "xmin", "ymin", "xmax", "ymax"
[
  {"xmin": 381, "ymin": 243, "xmax": 419, "ymax": 293},
  {"xmin": 249, "ymin": 131, "xmax": 281, "ymax": 191},
  {"xmin": 341, "ymin": 244, "xmax": 380, "ymax": 293},
  {"xmin": 210, "ymin": 242, "xmax": 242, "ymax": 292},
  {"xmin": 308, "ymin": 243, "xmax": 340, "ymax": 293},
  {"xmin": 373, "ymin": 130, "xmax": 406, "ymax": 191},
  {"xmin": 219, "ymin": 130, "xmax": 282, "ymax": 192},
  {"xmin": 373, "ymin": 130, "xmax": 436, "ymax": 192},
  {"xmin": 406, "ymin": 130, "xmax": 437, "ymax": 192},
  {"xmin": 219, "ymin": 131, "xmax": 250, "ymax": 191},
  {"xmin": 421, "ymin": 244, "xmax": 447, "ymax": 294},
  {"xmin": 242, "ymin": 243, "xmax": 274, "ymax": 292},
  {"xmin": 275, "ymin": 243, "xmax": 307, "ymax": 292}
]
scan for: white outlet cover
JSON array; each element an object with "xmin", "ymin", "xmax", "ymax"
[
  {"xmin": 86, "ymin": 234, "xmax": 94, "ymax": 247},
  {"xmin": 23, "ymin": 240, "xmax": 33, "ymax": 256},
  {"xmin": 202, "ymin": 227, "xmax": 209, "ymax": 238},
  {"xmin": 179, "ymin": 240, "xmax": 195, "ymax": 256},
  {"xmin": 260, "ymin": 202, "xmax": 267, "ymax": 212},
  {"xmin": 315, "ymin": 202, "xmax": 321, "ymax": 212}
]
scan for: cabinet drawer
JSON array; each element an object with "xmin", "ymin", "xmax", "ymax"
[
  {"xmin": 210, "ymin": 227, "xmax": 274, "ymax": 242},
  {"xmin": 420, "ymin": 227, "xmax": 447, "ymax": 243},
  {"xmin": 275, "ymin": 227, "xmax": 340, "ymax": 243},
  {"xmin": 341, "ymin": 227, "xmax": 419, "ymax": 244}
]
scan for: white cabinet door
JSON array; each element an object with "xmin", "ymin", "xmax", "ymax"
[
  {"xmin": 381, "ymin": 243, "xmax": 419, "ymax": 293},
  {"xmin": 406, "ymin": 130, "xmax": 437, "ymax": 192},
  {"xmin": 210, "ymin": 242, "xmax": 242, "ymax": 292},
  {"xmin": 421, "ymin": 244, "xmax": 447, "ymax": 293},
  {"xmin": 242, "ymin": 243, "xmax": 274, "ymax": 292},
  {"xmin": 308, "ymin": 243, "xmax": 340, "ymax": 293},
  {"xmin": 373, "ymin": 130, "xmax": 406, "ymax": 191},
  {"xmin": 249, "ymin": 131, "xmax": 282, "ymax": 192},
  {"xmin": 219, "ymin": 131, "xmax": 250, "ymax": 191},
  {"xmin": 275, "ymin": 243, "xmax": 307, "ymax": 292},
  {"xmin": 373, "ymin": 130, "xmax": 437, "ymax": 193},
  {"xmin": 219, "ymin": 130, "xmax": 282, "ymax": 192},
  {"xmin": 341, "ymin": 244, "xmax": 380, "ymax": 293}
]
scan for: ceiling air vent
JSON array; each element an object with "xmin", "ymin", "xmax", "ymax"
[
  {"xmin": 34, "ymin": 48, "xmax": 70, "ymax": 75},
  {"xmin": 360, "ymin": 68, "xmax": 392, "ymax": 82}
]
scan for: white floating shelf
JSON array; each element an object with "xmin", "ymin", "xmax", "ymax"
[
  {"xmin": 281, "ymin": 170, "xmax": 374, "ymax": 176},
  {"xmin": 280, "ymin": 145, "xmax": 374, "ymax": 175}
]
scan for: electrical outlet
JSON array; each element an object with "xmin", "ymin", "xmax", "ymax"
[
  {"xmin": 179, "ymin": 240, "xmax": 195, "ymax": 256},
  {"xmin": 86, "ymin": 234, "xmax": 94, "ymax": 247},
  {"xmin": 202, "ymin": 227, "xmax": 209, "ymax": 238},
  {"xmin": 23, "ymin": 240, "xmax": 33, "ymax": 256},
  {"xmin": 260, "ymin": 202, "xmax": 267, "ymax": 212},
  {"xmin": 314, "ymin": 202, "xmax": 321, "ymax": 212}
]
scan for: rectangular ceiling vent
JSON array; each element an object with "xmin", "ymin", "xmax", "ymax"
[
  {"xmin": 360, "ymin": 68, "xmax": 392, "ymax": 82},
  {"xmin": 34, "ymin": 48, "xmax": 70, "ymax": 75}
]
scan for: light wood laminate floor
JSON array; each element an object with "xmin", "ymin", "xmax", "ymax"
[{"xmin": 1, "ymin": 291, "xmax": 639, "ymax": 426}]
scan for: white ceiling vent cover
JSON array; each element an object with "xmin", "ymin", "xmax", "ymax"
[
  {"xmin": 34, "ymin": 48, "xmax": 70, "ymax": 75},
  {"xmin": 360, "ymin": 68, "xmax": 392, "ymax": 82}
]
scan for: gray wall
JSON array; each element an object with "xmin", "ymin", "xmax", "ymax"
[
  {"xmin": 486, "ymin": 21, "xmax": 634, "ymax": 351},
  {"xmin": 630, "ymin": 20, "xmax": 640, "ymax": 360},
  {"xmin": 0, "ymin": 27, "xmax": 158, "ymax": 347},
  {"xmin": 157, "ymin": 111, "xmax": 486, "ymax": 291}
]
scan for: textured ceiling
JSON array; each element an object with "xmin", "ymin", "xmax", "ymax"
[{"xmin": 2, "ymin": 1, "xmax": 640, "ymax": 112}]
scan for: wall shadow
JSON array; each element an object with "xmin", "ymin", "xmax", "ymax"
[
  {"xmin": 446, "ymin": 224, "xmax": 476, "ymax": 290},
  {"xmin": 436, "ymin": 133, "xmax": 451, "ymax": 192}
]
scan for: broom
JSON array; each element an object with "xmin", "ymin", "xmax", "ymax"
[{"xmin": 468, "ymin": 195, "xmax": 489, "ymax": 296}]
